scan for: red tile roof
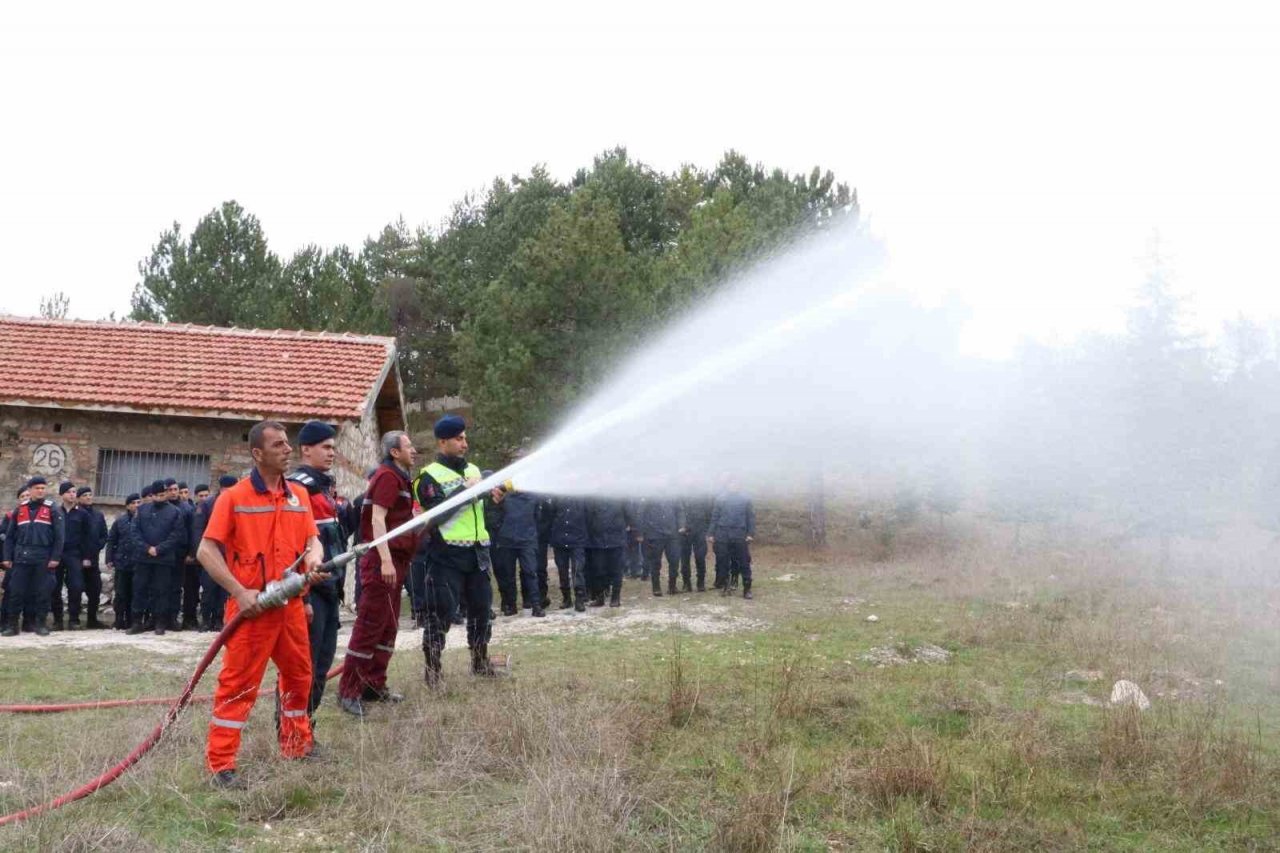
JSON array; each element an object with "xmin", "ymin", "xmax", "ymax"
[{"xmin": 0, "ymin": 316, "xmax": 399, "ymax": 421}]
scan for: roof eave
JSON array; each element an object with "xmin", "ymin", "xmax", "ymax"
[{"xmin": 0, "ymin": 399, "xmax": 364, "ymax": 423}]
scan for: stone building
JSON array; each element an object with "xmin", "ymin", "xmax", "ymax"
[{"xmin": 0, "ymin": 317, "xmax": 405, "ymax": 510}]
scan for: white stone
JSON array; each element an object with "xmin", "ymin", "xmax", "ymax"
[
  {"xmin": 866, "ymin": 614, "xmax": 879, "ymax": 622},
  {"xmin": 1109, "ymin": 679, "xmax": 1151, "ymax": 710}
]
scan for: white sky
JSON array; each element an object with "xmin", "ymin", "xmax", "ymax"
[{"xmin": 2, "ymin": 1, "xmax": 1278, "ymax": 357}]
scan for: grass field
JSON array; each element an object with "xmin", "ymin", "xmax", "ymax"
[{"xmin": 1, "ymin": 523, "xmax": 1277, "ymax": 851}]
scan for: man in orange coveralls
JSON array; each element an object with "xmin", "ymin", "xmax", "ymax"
[{"xmin": 197, "ymin": 420, "xmax": 325, "ymax": 790}]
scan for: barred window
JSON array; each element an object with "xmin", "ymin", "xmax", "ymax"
[{"xmin": 96, "ymin": 449, "xmax": 212, "ymax": 500}]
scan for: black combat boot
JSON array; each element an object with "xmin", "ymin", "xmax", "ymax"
[
  {"xmin": 424, "ymin": 644, "xmax": 443, "ymax": 688},
  {"xmin": 574, "ymin": 595, "xmax": 586, "ymax": 613},
  {"xmin": 126, "ymin": 617, "xmax": 146, "ymax": 635},
  {"xmin": 589, "ymin": 593, "xmax": 605, "ymax": 608},
  {"xmin": 743, "ymin": 580, "xmax": 753, "ymax": 600},
  {"xmin": 471, "ymin": 644, "xmax": 496, "ymax": 677},
  {"xmin": 609, "ymin": 588, "xmax": 621, "ymax": 608}
]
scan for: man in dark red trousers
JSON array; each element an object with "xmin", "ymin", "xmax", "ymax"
[{"xmin": 337, "ymin": 430, "xmax": 418, "ymax": 717}]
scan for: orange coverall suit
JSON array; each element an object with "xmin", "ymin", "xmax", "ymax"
[{"xmin": 202, "ymin": 470, "xmax": 318, "ymax": 773}]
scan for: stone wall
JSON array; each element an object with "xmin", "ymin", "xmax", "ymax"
[
  {"xmin": 334, "ymin": 404, "xmax": 379, "ymax": 497},
  {"xmin": 0, "ymin": 405, "xmax": 254, "ymax": 511},
  {"xmin": 0, "ymin": 405, "xmax": 380, "ymax": 519}
]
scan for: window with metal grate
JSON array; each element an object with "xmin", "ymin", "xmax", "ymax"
[{"xmin": 95, "ymin": 448, "xmax": 213, "ymax": 500}]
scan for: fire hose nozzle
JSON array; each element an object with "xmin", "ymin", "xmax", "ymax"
[
  {"xmin": 316, "ymin": 546, "xmax": 364, "ymax": 578},
  {"xmin": 255, "ymin": 572, "xmax": 308, "ymax": 610}
]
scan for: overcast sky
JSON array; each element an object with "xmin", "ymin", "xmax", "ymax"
[{"xmin": 2, "ymin": 1, "xmax": 1277, "ymax": 357}]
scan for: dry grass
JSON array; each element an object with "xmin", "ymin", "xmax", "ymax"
[
  {"xmin": 2, "ymin": 516, "xmax": 1279, "ymax": 850},
  {"xmin": 865, "ymin": 734, "xmax": 950, "ymax": 813}
]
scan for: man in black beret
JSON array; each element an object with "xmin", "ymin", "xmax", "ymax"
[
  {"xmin": 2, "ymin": 477, "xmax": 63, "ymax": 635},
  {"xmin": 76, "ymin": 486, "xmax": 109, "ymax": 628},
  {"xmin": 414, "ymin": 414, "xmax": 506, "ymax": 685},
  {"xmin": 191, "ymin": 474, "xmax": 238, "ymax": 631},
  {"xmin": 129, "ymin": 479, "xmax": 183, "ymax": 634},
  {"xmin": 107, "ymin": 492, "xmax": 141, "ymax": 629},
  {"xmin": 194, "ymin": 484, "xmax": 210, "ymax": 503},
  {"xmin": 164, "ymin": 477, "xmax": 198, "ymax": 630},
  {"xmin": 0, "ymin": 484, "xmax": 31, "ymax": 634},
  {"xmin": 287, "ymin": 421, "xmax": 347, "ymax": 725},
  {"xmin": 51, "ymin": 481, "xmax": 89, "ymax": 630}
]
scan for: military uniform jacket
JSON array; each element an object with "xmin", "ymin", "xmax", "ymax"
[
  {"xmin": 709, "ymin": 493, "xmax": 756, "ymax": 540},
  {"xmin": 107, "ymin": 512, "xmax": 137, "ymax": 569},
  {"xmin": 130, "ymin": 501, "xmax": 185, "ymax": 564},
  {"xmin": 636, "ymin": 499, "xmax": 686, "ymax": 541},
  {"xmin": 3, "ymin": 499, "xmax": 65, "ymax": 565}
]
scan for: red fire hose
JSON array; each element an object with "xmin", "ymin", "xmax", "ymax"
[
  {"xmin": 0, "ymin": 620, "xmax": 346, "ymax": 827},
  {"xmin": 0, "ymin": 661, "xmax": 343, "ymax": 714}
]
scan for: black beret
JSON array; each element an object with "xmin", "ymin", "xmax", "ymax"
[
  {"xmin": 126, "ymin": 492, "xmax": 141, "ymax": 503},
  {"xmin": 151, "ymin": 479, "xmax": 166, "ymax": 493},
  {"xmin": 194, "ymin": 483, "xmax": 209, "ymax": 493},
  {"xmin": 163, "ymin": 478, "xmax": 177, "ymax": 488},
  {"xmin": 76, "ymin": 486, "xmax": 92, "ymax": 497},
  {"xmin": 298, "ymin": 420, "xmax": 337, "ymax": 446},
  {"xmin": 140, "ymin": 485, "xmax": 154, "ymax": 498},
  {"xmin": 58, "ymin": 480, "xmax": 75, "ymax": 495},
  {"xmin": 434, "ymin": 414, "xmax": 466, "ymax": 440},
  {"xmin": 25, "ymin": 476, "xmax": 47, "ymax": 489},
  {"xmin": 218, "ymin": 474, "xmax": 238, "ymax": 488},
  {"xmin": 178, "ymin": 481, "xmax": 188, "ymax": 490}
]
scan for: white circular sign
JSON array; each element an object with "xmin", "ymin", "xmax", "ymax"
[{"xmin": 31, "ymin": 443, "xmax": 68, "ymax": 476}]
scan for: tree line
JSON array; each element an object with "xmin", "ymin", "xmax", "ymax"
[{"xmin": 129, "ymin": 148, "xmax": 856, "ymax": 456}]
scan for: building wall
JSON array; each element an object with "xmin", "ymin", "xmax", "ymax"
[
  {"xmin": 0, "ymin": 405, "xmax": 380, "ymax": 518},
  {"xmin": 0, "ymin": 405, "xmax": 256, "ymax": 510},
  {"xmin": 335, "ymin": 403, "xmax": 380, "ymax": 497}
]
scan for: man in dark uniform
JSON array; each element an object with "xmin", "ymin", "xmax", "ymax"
[
  {"xmin": 164, "ymin": 477, "xmax": 197, "ymax": 630},
  {"xmin": 548, "ymin": 496, "xmax": 589, "ymax": 611},
  {"xmin": 129, "ymin": 479, "xmax": 184, "ymax": 634},
  {"xmin": 586, "ymin": 498, "xmax": 632, "ymax": 608},
  {"xmin": 0, "ymin": 486, "xmax": 30, "ymax": 634},
  {"xmin": 636, "ymin": 498, "xmax": 686, "ymax": 597},
  {"xmin": 709, "ymin": 486, "xmax": 756, "ymax": 599},
  {"xmin": 194, "ymin": 483, "xmax": 210, "ymax": 503},
  {"xmin": 680, "ymin": 496, "xmax": 713, "ymax": 593},
  {"xmin": 52, "ymin": 480, "xmax": 88, "ymax": 630},
  {"xmin": 1, "ymin": 477, "xmax": 63, "ymax": 636},
  {"xmin": 287, "ymin": 421, "xmax": 348, "ymax": 725},
  {"xmin": 193, "ymin": 474, "xmax": 237, "ymax": 631},
  {"xmin": 535, "ymin": 495, "xmax": 553, "ymax": 610},
  {"xmin": 106, "ymin": 492, "xmax": 140, "ymax": 629},
  {"xmin": 416, "ymin": 415, "xmax": 506, "ymax": 687},
  {"xmin": 491, "ymin": 486, "xmax": 545, "ymax": 617},
  {"xmin": 76, "ymin": 486, "xmax": 109, "ymax": 628},
  {"xmin": 338, "ymin": 432, "xmax": 418, "ymax": 716},
  {"xmin": 625, "ymin": 511, "xmax": 645, "ymax": 580}
]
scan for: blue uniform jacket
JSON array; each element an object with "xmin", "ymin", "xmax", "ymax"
[
  {"xmin": 493, "ymin": 490, "xmax": 539, "ymax": 547},
  {"xmin": 636, "ymin": 499, "xmax": 685, "ymax": 541},
  {"xmin": 3, "ymin": 499, "xmax": 65, "ymax": 564},
  {"xmin": 130, "ymin": 501, "xmax": 185, "ymax": 564},
  {"xmin": 586, "ymin": 499, "xmax": 632, "ymax": 549},
  {"xmin": 61, "ymin": 504, "xmax": 90, "ymax": 561},
  {"xmin": 107, "ymin": 513, "xmax": 136, "ymax": 569},
  {"xmin": 548, "ymin": 497, "xmax": 589, "ymax": 548},
  {"xmin": 709, "ymin": 493, "xmax": 756, "ymax": 540}
]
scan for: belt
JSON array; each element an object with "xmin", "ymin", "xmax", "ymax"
[{"xmin": 445, "ymin": 540, "xmax": 490, "ymax": 548}]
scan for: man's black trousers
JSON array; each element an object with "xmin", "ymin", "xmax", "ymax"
[
  {"xmin": 308, "ymin": 592, "xmax": 340, "ymax": 720},
  {"xmin": 680, "ymin": 531, "xmax": 708, "ymax": 588},
  {"xmin": 494, "ymin": 544, "xmax": 542, "ymax": 610},
  {"xmin": 423, "ymin": 546, "xmax": 493, "ymax": 652},
  {"xmin": 643, "ymin": 538, "xmax": 681, "ymax": 591}
]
